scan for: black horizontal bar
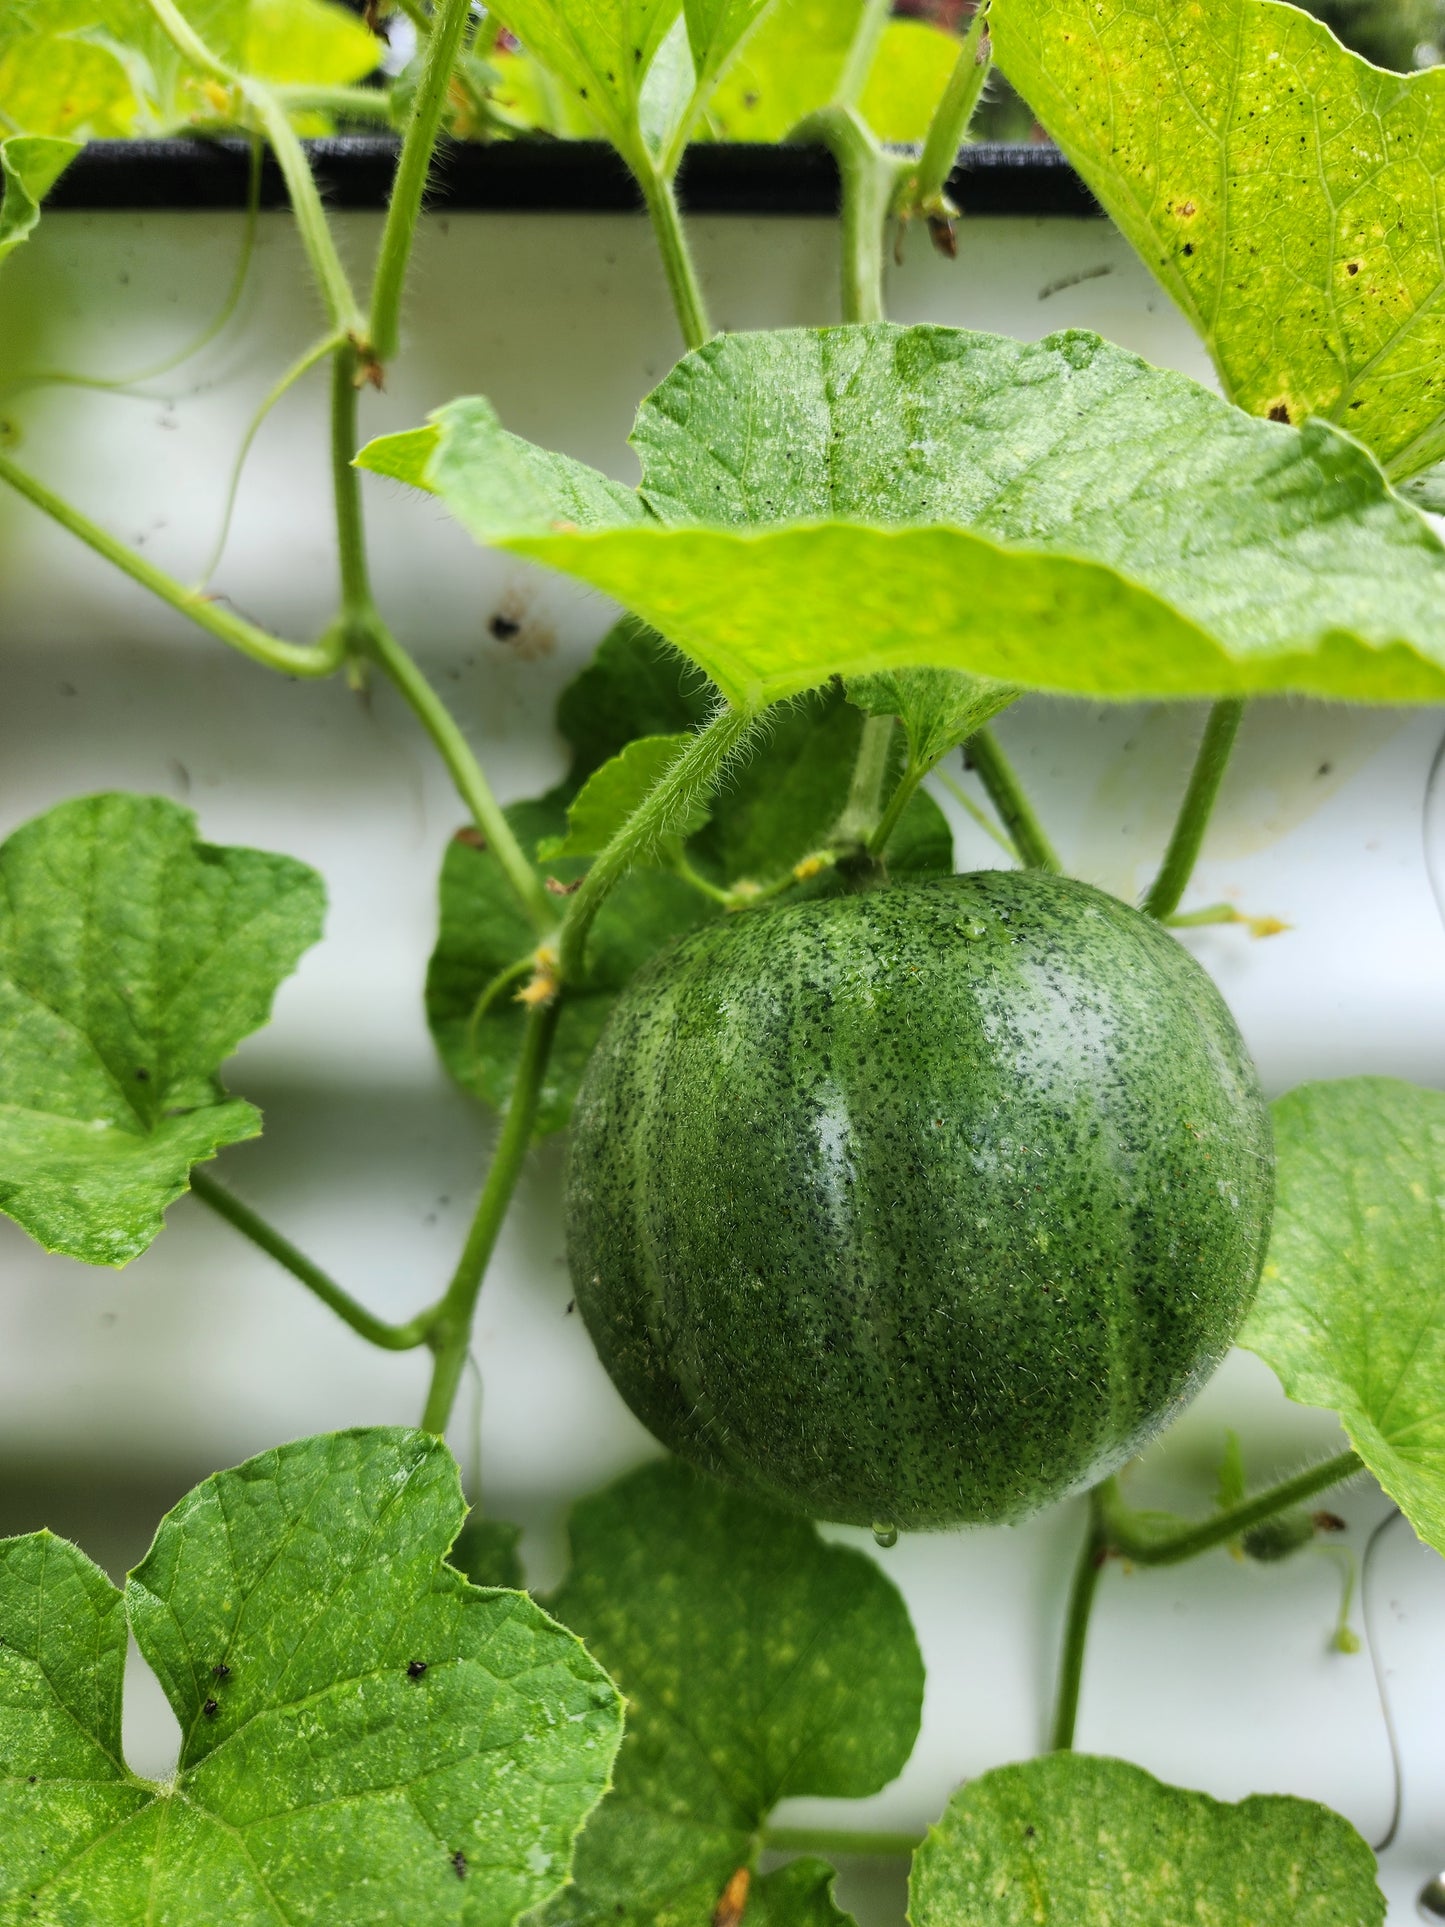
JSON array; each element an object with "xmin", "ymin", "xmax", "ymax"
[{"xmin": 48, "ymin": 135, "xmax": 1099, "ymax": 218}]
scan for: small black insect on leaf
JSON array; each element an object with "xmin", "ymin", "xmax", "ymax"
[
  {"xmin": 489, "ymin": 613, "xmax": 522, "ymax": 642},
  {"xmin": 407, "ymin": 1659, "xmax": 428, "ymax": 1678},
  {"xmin": 452, "ymin": 1850, "xmax": 468, "ymax": 1880},
  {"xmin": 134, "ymin": 1067, "xmax": 150, "ymax": 1082},
  {"xmin": 202, "ymin": 1698, "xmax": 219, "ymax": 1719},
  {"xmin": 212, "ymin": 1662, "xmax": 231, "ymax": 1679}
]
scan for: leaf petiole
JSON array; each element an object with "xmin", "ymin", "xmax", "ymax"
[
  {"xmin": 636, "ymin": 153, "xmax": 713, "ymax": 351},
  {"xmin": 1142, "ymin": 698, "xmax": 1245, "ymax": 920},
  {"xmin": 190, "ymin": 1169, "xmax": 432, "ymax": 1350},
  {"xmin": 966, "ymin": 728, "xmax": 1061, "ymax": 871},
  {"xmin": 894, "ymin": 0, "xmax": 992, "ymax": 248},
  {"xmin": 792, "ymin": 107, "xmax": 906, "ymax": 325},
  {"xmin": 369, "ymin": 0, "xmax": 475, "ymax": 365},
  {"xmin": 1051, "ymin": 1487, "xmax": 1109, "ymax": 1750}
]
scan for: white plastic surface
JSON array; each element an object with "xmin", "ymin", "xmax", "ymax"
[{"xmin": 0, "ymin": 203, "xmax": 1442, "ymax": 1922}]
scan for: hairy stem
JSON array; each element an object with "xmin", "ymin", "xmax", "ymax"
[
  {"xmin": 637, "ymin": 156, "xmax": 712, "ymax": 351},
  {"xmin": 967, "ymin": 729, "xmax": 1061, "ymax": 872},
  {"xmin": 759, "ymin": 1826, "xmax": 926, "ymax": 1857},
  {"xmin": 834, "ymin": 714, "xmax": 897, "ymax": 845},
  {"xmin": 934, "ymin": 765, "xmax": 1019, "ymax": 857},
  {"xmin": 370, "ymin": 0, "xmax": 474, "ymax": 364},
  {"xmin": 898, "ymin": 1, "xmax": 992, "ymax": 222},
  {"xmin": 1141, "ymin": 699, "xmax": 1245, "ymax": 920},
  {"xmin": 794, "ymin": 107, "xmax": 903, "ymax": 324},
  {"xmin": 363, "ymin": 622, "xmax": 557, "ymax": 936},
  {"xmin": 0, "ymin": 452, "xmax": 345, "ymax": 678},
  {"xmin": 142, "ymin": 0, "xmax": 365, "ymax": 344},
  {"xmin": 869, "ymin": 759, "xmax": 926, "ymax": 856},
  {"xmin": 421, "ymin": 1001, "xmax": 562, "ymax": 1433},
  {"xmin": 330, "ymin": 346, "xmax": 376, "ymax": 632},
  {"xmin": 1101, "ymin": 1451, "xmax": 1363, "ymax": 1567},
  {"xmin": 272, "ymin": 84, "xmax": 395, "ymax": 122},
  {"xmin": 559, "ymin": 706, "xmax": 755, "ymax": 980},
  {"xmin": 191, "ymin": 1170, "xmax": 430, "ymax": 1350},
  {"xmin": 1051, "ymin": 1490, "xmax": 1108, "ymax": 1751}
]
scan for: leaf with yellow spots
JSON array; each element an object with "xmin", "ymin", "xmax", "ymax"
[
  {"xmin": 0, "ymin": 1430, "xmax": 622, "ymax": 1926},
  {"xmin": 990, "ymin": 0, "xmax": 1445, "ymax": 478},
  {"xmin": 909, "ymin": 1754, "xmax": 1384, "ymax": 1925},
  {"xmin": 1242, "ymin": 1076, "xmax": 1445, "ymax": 1556},
  {"xmin": 526, "ymin": 1458, "xmax": 923, "ymax": 1926}
]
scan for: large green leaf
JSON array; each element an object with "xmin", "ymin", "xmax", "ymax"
[
  {"xmin": 358, "ymin": 323, "xmax": 1445, "ymax": 709},
  {"xmin": 528, "ymin": 1459, "xmax": 922, "ymax": 1927},
  {"xmin": 990, "ymin": 0, "xmax": 1445, "ymax": 478},
  {"xmin": 427, "ymin": 658, "xmax": 950, "ymax": 1133},
  {"xmin": 0, "ymin": 0, "xmax": 376, "ymax": 138},
  {"xmin": 0, "ymin": 1429, "xmax": 622, "ymax": 1926},
  {"xmin": 909, "ymin": 1754, "xmax": 1384, "ymax": 1926},
  {"xmin": 0, "ymin": 793, "xmax": 323, "ymax": 1266},
  {"xmin": 1242, "ymin": 1077, "xmax": 1445, "ymax": 1557},
  {"xmin": 0, "ymin": 136, "xmax": 79, "ymax": 267},
  {"xmin": 480, "ymin": 0, "xmax": 684, "ymax": 164}
]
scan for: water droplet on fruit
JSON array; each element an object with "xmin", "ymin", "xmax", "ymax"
[
  {"xmin": 1418, "ymin": 1874, "xmax": 1445, "ymax": 1919},
  {"xmin": 872, "ymin": 1521, "xmax": 898, "ymax": 1549},
  {"xmin": 964, "ymin": 921, "xmax": 987, "ymax": 941}
]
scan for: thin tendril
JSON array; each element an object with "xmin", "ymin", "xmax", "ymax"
[{"xmin": 1362, "ymin": 1507, "xmax": 1407, "ymax": 1854}]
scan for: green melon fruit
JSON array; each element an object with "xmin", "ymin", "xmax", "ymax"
[{"xmin": 566, "ymin": 872, "xmax": 1273, "ymax": 1530}]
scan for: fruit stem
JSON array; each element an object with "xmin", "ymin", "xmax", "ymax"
[
  {"xmin": 420, "ymin": 1000, "xmax": 563, "ymax": 1435},
  {"xmin": 1051, "ymin": 1449, "xmax": 1363, "ymax": 1749},
  {"xmin": 966, "ymin": 728, "xmax": 1061, "ymax": 872},
  {"xmin": 1100, "ymin": 1450, "xmax": 1363, "ymax": 1567},
  {"xmin": 1050, "ymin": 1487, "xmax": 1108, "ymax": 1751},
  {"xmin": 1141, "ymin": 699, "xmax": 1245, "ymax": 920},
  {"xmin": 834, "ymin": 714, "xmax": 897, "ymax": 845},
  {"xmin": 190, "ymin": 1170, "xmax": 432, "ymax": 1351}
]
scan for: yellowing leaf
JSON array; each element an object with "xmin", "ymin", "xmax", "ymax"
[
  {"xmin": 480, "ymin": 0, "xmax": 684, "ymax": 164},
  {"xmin": 991, "ymin": 0, "xmax": 1445, "ymax": 477}
]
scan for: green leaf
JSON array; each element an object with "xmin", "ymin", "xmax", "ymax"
[
  {"xmin": 0, "ymin": 793, "xmax": 324, "ymax": 1266},
  {"xmin": 538, "ymin": 733, "xmax": 712, "ymax": 861},
  {"xmin": 0, "ymin": 135, "xmax": 79, "ymax": 267},
  {"xmin": 427, "ymin": 798, "xmax": 709, "ymax": 1136},
  {"xmin": 683, "ymin": 0, "xmax": 772, "ymax": 92},
  {"xmin": 990, "ymin": 0, "xmax": 1445, "ymax": 478},
  {"xmin": 479, "ymin": 0, "xmax": 684, "ymax": 164},
  {"xmin": 704, "ymin": 0, "xmax": 951, "ymax": 142},
  {"xmin": 0, "ymin": 0, "xmax": 376, "ymax": 138},
  {"xmin": 1241, "ymin": 1077, "xmax": 1445, "ymax": 1557},
  {"xmin": 908, "ymin": 1754, "xmax": 1385, "ymax": 1927},
  {"xmin": 749, "ymin": 1861, "xmax": 855, "ymax": 1926},
  {"xmin": 0, "ymin": 1429, "xmax": 623, "ymax": 1926},
  {"xmin": 357, "ymin": 323, "xmax": 1445, "ymax": 709},
  {"xmin": 528, "ymin": 1458, "xmax": 923, "ymax": 1927},
  {"xmin": 448, "ymin": 1516, "xmax": 526, "ymax": 1591},
  {"xmin": 554, "ymin": 617, "xmax": 715, "ymax": 790},
  {"xmin": 847, "ymin": 667, "xmax": 1016, "ymax": 775}
]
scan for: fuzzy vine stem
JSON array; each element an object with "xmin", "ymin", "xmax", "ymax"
[
  {"xmin": 1049, "ymin": 1450, "xmax": 1364, "ymax": 1751},
  {"xmin": 895, "ymin": 2, "xmax": 992, "ymax": 233},
  {"xmin": 190, "ymin": 1170, "xmax": 431, "ymax": 1350},
  {"xmin": 1051, "ymin": 1488, "xmax": 1108, "ymax": 1751},
  {"xmin": 869, "ymin": 760, "xmax": 926, "ymax": 856},
  {"xmin": 1141, "ymin": 699, "xmax": 1245, "ymax": 920},
  {"xmin": 559, "ymin": 706, "xmax": 755, "ymax": 980},
  {"xmin": 143, "ymin": 0, "xmax": 368, "ymax": 349},
  {"xmin": 793, "ymin": 108, "xmax": 905, "ymax": 325},
  {"xmin": 966, "ymin": 728, "xmax": 1061, "ymax": 872},
  {"xmin": 636, "ymin": 155, "xmax": 712, "ymax": 351},
  {"xmin": 421, "ymin": 1000, "xmax": 563, "ymax": 1434},
  {"xmin": 369, "ymin": 0, "xmax": 475, "ymax": 365},
  {"xmin": 0, "ymin": 451, "xmax": 347, "ymax": 678}
]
